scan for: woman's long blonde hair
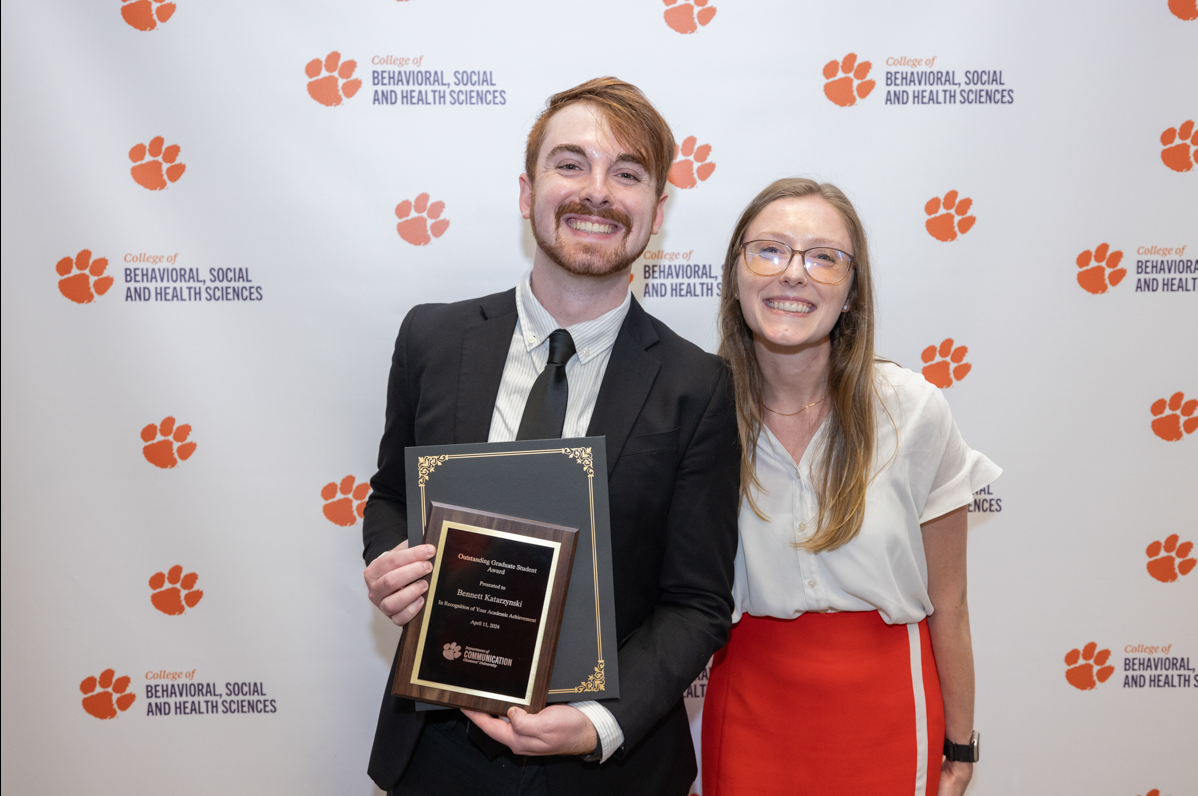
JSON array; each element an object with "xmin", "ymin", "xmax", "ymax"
[{"xmin": 718, "ymin": 178, "xmax": 880, "ymax": 553}]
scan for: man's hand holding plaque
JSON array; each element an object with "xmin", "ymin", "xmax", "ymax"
[
  {"xmin": 461, "ymin": 704, "xmax": 598, "ymax": 756},
  {"xmin": 364, "ymin": 541, "xmax": 436, "ymax": 627}
]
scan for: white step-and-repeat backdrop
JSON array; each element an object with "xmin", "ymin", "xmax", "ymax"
[{"xmin": 2, "ymin": 1, "xmax": 1195, "ymax": 794}]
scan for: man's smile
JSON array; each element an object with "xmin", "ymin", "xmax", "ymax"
[{"xmin": 565, "ymin": 218, "xmax": 619, "ymax": 235}]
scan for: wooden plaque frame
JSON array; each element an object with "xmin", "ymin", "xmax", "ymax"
[{"xmin": 391, "ymin": 502, "xmax": 578, "ymax": 714}]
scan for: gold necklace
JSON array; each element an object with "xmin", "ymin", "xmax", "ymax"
[{"xmin": 763, "ymin": 396, "xmax": 826, "ymax": 417}]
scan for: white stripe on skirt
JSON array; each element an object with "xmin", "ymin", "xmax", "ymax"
[{"xmin": 907, "ymin": 624, "xmax": 929, "ymax": 796}]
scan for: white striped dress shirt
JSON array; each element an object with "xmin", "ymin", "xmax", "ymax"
[
  {"xmin": 486, "ymin": 270, "xmax": 629, "ymax": 763},
  {"xmin": 488, "ymin": 271, "xmax": 631, "ymax": 444}
]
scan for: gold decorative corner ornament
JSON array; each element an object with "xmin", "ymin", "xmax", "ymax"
[
  {"xmin": 417, "ymin": 455, "xmax": 450, "ymax": 487},
  {"xmin": 563, "ymin": 447, "xmax": 594, "ymax": 477},
  {"xmin": 573, "ymin": 660, "xmax": 605, "ymax": 692}
]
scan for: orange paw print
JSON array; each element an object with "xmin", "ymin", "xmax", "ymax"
[
  {"xmin": 822, "ymin": 53, "xmax": 875, "ymax": 107},
  {"xmin": 924, "ymin": 191, "xmax": 975, "ymax": 242},
  {"xmin": 1170, "ymin": 0, "xmax": 1198, "ymax": 19},
  {"xmin": 129, "ymin": 137, "xmax": 185, "ymax": 191},
  {"xmin": 1160, "ymin": 120, "xmax": 1197, "ymax": 173},
  {"xmin": 668, "ymin": 136, "xmax": 716, "ymax": 189},
  {"xmin": 1076, "ymin": 243, "xmax": 1126, "ymax": 294},
  {"xmin": 920, "ymin": 338, "xmax": 971, "ymax": 389},
  {"xmin": 396, "ymin": 193, "xmax": 450, "ymax": 246},
  {"xmin": 121, "ymin": 0, "xmax": 175, "ymax": 31},
  {"xmin": 141, "ymin": 416, "xmax": 197, "ymax": 468},
  {"xmin": 1064, "ymin": 642, "xmax": 1114, "ymax": 690},
  {"xmin": 1146, "ymin": 534, "xmax": 1196, "ymax": 583},
  {"xmin": 1150, "ymin": 392, "xmax": 1198, "ymax": 441},
  {"xmin": 663, "ymin": 0, "xmax": 716, "ymax": 34},
  {"xmin": 57, "ymin": 249, "xmax": 113, "ymax": 304},
  {"xmin": 80, "ymin": 669, "xmax": 136, "ymax": 719},
  {"xmin": 322, "ymin": 475, "xmax": 371, "ymax": 526},
  {"xmin": 149, "ymin": 565, "xmax": 204, "ymax": 615},
  {"xmin": 305, "ymin": 51, "xmax": 362, "ymax": 107},
  {"xmin": 443, "ymin": 641, "xmax": 462, "ymax": 660}
]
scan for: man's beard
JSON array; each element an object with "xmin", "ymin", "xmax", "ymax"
[{"xmin": 530, "ymin": 198, "xmax": 646, "ymax": 278}]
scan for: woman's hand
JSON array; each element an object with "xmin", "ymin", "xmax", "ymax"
[
  {"xmin": 924, "ymin": 506, "xmax": 976, "ymax": 796},
  {"xmin": 937, "ymin": 759, "xmax": 973, "ymax": 796}
]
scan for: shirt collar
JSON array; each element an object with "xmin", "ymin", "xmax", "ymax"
[{"xmin": 515, "ymin": 270, "xmax": 631, "ymax": 364}]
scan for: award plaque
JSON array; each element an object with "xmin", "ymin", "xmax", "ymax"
[{"xmin": 392, "ymin": 502, "xmax": 578, "ymax": 714}]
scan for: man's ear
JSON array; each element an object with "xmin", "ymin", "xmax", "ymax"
[
  {"xmin": 651, "ymin": 191, "xmax": 668, "ymax": 235},
  {"xmin": 519, "ymin": 173, "xmax": 533, "ymax": 220}
]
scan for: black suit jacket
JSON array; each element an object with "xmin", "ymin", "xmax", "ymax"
[{"xmin": 363, "ymin": 289, "xmax": 739, "ymax": 795}]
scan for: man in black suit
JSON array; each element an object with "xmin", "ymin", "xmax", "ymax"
[{"xmin": 362, "ymin": 77, "xmax": 739, "ymax": 796}]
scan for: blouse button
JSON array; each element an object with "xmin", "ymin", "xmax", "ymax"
[
  {"xmin": 798, "ymin": 521, "xmax": 807, "ymax": 532},
  {"xmin": 807, "ymin": 579, "xmax": 817, "ymax": 588}
]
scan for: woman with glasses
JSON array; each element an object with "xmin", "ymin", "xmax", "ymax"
[{"xmin": 701, "ymin": 179, "xmax": 998, "ymax": 796}]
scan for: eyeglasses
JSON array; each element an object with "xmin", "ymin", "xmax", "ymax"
[{"xmin": 740, "ymin": 240, "xmax": 854, "ymax": 284}]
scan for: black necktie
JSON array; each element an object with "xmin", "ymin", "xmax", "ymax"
[{"xmin": 516, "ymin": 328, "xmax": 576, "ymax": 440}]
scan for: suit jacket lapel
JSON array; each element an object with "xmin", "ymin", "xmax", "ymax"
[
  {"xmin": 455, "ymin": 290, "xmax": 518, "ymax": 444},
  {"xmin": 588, "ymin": 298, "xmax": 661, "ymax": 476}
]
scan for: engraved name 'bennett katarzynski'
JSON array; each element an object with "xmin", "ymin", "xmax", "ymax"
[
  {"xmin": 457, "ymin": 589, "xmax": 524, "ymax": 609},
  {"xmin": 457, "ymin": 553, "xmax": 540, "ymax": 576}
]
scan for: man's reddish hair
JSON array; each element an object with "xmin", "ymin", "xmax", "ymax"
[{"xmin": 524, "ymin": 77, "xmax": 676, "ymax": 195}]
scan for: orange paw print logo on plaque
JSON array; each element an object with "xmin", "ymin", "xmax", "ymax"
[
  {"xmin": 80, "ymin": 669, "xmax": 136, "ymax": 719},
  {"xmin": 305, "ymin": 52, "xmax": 362, "ymax": 107},
  {"xmin": 1150, "ymin": 392, "xmax": 1198, "ymax": 441},
  {"xmin": 920, "ymin": 339, "xmax": 971, "ymax": 388},
  {"xmin": 925, "ymin": 191, "xmax": 975, "ymax": 242},
  {"xmin": 321, "ymin": 475, "xmax": 371, "ymax": 526},
  {"xmin": 443, "ymin": 642, "xmax": 462, "ymax": 660},
  {"xmin": 150, "ymin": 566, "xmax": 204, "ymax": 615},
  {"xmin": 141, "ymin": 416, "xmax": 197, "ymax": 468},
  {"xmin": 130, "ymin": 137, "xmax": 185, "ymax": 191},
  {"xmin": 1064, "ymin": 642, "xmax": 1114, "ymax": 690},
  {"xmin": 1160, "ymin": 120, "xmax": 1196, "ymax": 172},
  {"xmin": 57, "ymin": 250, "xmax": 114, "ymax": 304},
  {"xmin": 668, "ymin": 137, "xmax": 716, "ymax": 189},
  {"xmin": 121, "ymin": 0, "xmax": 175, "ymax": 31},
  {"xmin": 396, "ymin": 194, "xmax": 450, "ymax": 246},
  {"xmin": 1076, "ymin": 243, "xmax": 1126, "ymax": 294},
  {"xmin": 662, "ymin": 0, "xmax": 716, "ymax": 34},
  {"xmin": 822, "ymin": 53, "xmax": 875, "ymax": 107},
  {"xmin": 1169, "ymin": 0, "xmax": 1198, "ymax": 20},
  {"xmin": 1146, "ymin": 535, "xmax": 1195, "ymax": 583}
]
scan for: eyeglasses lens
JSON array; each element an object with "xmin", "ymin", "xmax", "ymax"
[
  {"xmin": 744, "ymin": 242, "xmax": 789, "ymax": 274},
  {"xmin": 803, "ymin": 249, "xmax": 851, "ymax": 283}
]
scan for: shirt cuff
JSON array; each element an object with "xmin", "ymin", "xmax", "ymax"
[{"xmin": 570, "ymin": 700, "xmax": 623, "ymax": 763}]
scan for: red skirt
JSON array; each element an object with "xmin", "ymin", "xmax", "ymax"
[{"xmin": 702, "ymin": 612, "xmax": 944, "ymax": 796}]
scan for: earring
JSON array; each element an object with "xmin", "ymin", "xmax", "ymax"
[{"xmin": 842, "ymin": 303, "xmax": 850, "ymax": 312}]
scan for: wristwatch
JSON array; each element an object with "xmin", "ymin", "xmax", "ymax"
[{"xmin": 943, "ymin": 731, "xmax": 980, "ymax": 763}]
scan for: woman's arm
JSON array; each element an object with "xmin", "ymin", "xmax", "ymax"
[{"xmin": 923, "ymin": 504, "xmax": 974, "ymax": 796}]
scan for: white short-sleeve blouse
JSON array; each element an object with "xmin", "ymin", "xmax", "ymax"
[{"xmin": 731, "ymin": 362, "xmax": 1001, "ymax": 626}]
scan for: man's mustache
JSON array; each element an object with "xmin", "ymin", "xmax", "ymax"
[{"xmin": 554, "ymin": 201, "xmax": 633, "ymax": 233}]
